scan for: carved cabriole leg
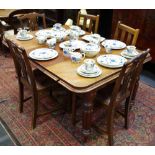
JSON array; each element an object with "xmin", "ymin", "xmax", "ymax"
[
  {"xmin": 32, "ymin": 93, "xmax": 38, "ymax": 129},
  {"xmin": 82, "ymin": 91, "xmax": 96, "ymax": 142},
  {"xmin": 19, "ymin": 82, "xmax": 24, "ymax": 113}
]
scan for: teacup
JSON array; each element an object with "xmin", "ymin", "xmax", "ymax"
[
  {"xmin": 84, "ymin": 59, "xmax": 95, "ymax": 72},
  {"xmin": 104, "ymin": 45, "xmax": 112, "ymax": 54},
  {"xmin": 36, "ymin": 35, "xmax": 47, "ymax": 44},
  {"xmin": 46, "ymin": 38, "xmax": 56, "ymax": 49},
  {"xmin": 69, "ymin": 30, "xmax": 79, "ymax": 40},
  {"xmin": 126, "ymin": 45, "xmax": 136, "ymax": 53},
  {"xmin": 70, "ymin": 25, "xmax": 81, "ymax": 32},
  {"xmin": 18, "ymin": 29, "xmax": 28, "ymax": 38},
  {"xmin": 53, "ymin": 23, "xmax": 62, "ymax": 30},
  {"xmin": 63, "ymin": 47, "xmax": 75, "ymax": 57},
  {"xmin": 70, "ymin": 52, "xmax": 85, "ymax": 63},
  {"xmin": 90, "ymin": 34, "xmax": 101, "ymax": 45}
]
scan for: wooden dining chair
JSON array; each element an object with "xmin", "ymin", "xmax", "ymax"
[
  {"xmin": 114, "ymin": 21, "xmax": 140, "ymax": 45},
  {"xmin": 6, "ymin": 39, "xmax": 63, "ymax": 129},
  {"xmin": 17, "ymin": 12, "xmax": 47, "ymax": 31},
  {"xmin": 94, "ymin": 49, "xmax": 150, "ymax": 145},
  {"xmin": 77, "ymin": 11, "xmax": 99, "ymax": 33}
]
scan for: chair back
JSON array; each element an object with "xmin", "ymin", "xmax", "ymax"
[
  {"xmin": 77, "ymin": 11, "xmax": 99, "ymax": 33},
  {"xmin": 17, "ymin": 12, "xmax": 46, "ymax": 31},
  {"xmin": 6, "ymin": 39, "xmax": 37, "ymax": 92},
  {"xmin": 114, "ymin": 21, "xmax": 140, "ymax": 45},
  {"xmin": 109, "ymin": 49, "xmax": 150, "ymax": 111}
]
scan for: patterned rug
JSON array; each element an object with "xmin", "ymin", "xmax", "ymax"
[{"xmin": 0, "ymin": 53, "xmax": 155, "ymax": 146}]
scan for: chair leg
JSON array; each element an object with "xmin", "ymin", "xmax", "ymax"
[
  {"xmin": 124, "ymin": 97, "xmax": 131, "ymax": 129},
  {"xmin": 72, "ymin": 93, "xmax": 76, "ymax": 126},
  {"xmin": 132, "ymin": 81, "xmax": 139, "ymax": 100},
  {"xmin": 19, "ymin": 83, "xmax": 24, "ymax": 113},
  {"xmin": 32, "ymin": 95, "xmax": 38, "ymax": 129},
  {"xmin": 107, "ymin": 111, "xmax": 114, "ymax": 146}
]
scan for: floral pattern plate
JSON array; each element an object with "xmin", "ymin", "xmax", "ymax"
[
  {"xmin": 59, "ymin": 40, "xmax": 86, "ymax": 50},
  {"xmin": 29, "ymin": 48, "xmax": 58, "ymax": 60},
  {"xmin": 82, "ymin": 34, "xmax": 105, "ymax": 43},
  {"xmin": 97, "ymin": 54, "xmax": 127, "ymax": 68},
  {"xmin": 16, "ymin": 34, "xmax": 33, "ymax": 41},
  {"xmin": 35, "ymin": 30, "xmax": 53, "ymax": 38},
  {"xmin": 102, "ymin": 39, "xmax": 126, "ymax": 49}
]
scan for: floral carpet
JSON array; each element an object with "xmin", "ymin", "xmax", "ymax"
[{"xmin": 0, "ymin": 53, "xmax": 155, "ymax": 146}]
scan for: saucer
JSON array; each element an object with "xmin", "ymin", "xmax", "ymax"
[
  {"xmin": 80, "ymin": 64, "xmax": 100, "ymax": 74},
  {"xmin": 77, "ymin": 64, "xmax": 102, "ymax": 78},
  {"xmin": 16, "ymin": 34, "xmax": 33, "ymax": 41},
  {"xmin": 122, "ymin": 49, "xmax": 139, "ymax": 56}
]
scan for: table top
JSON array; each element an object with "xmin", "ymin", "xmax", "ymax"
[
  {"xmin": 0, "ymin": 9, "xmax": 16, "ymax": 18},
  {"xmin": 8, "ymin": 27, "xmax": 151, "ymax": 93}
]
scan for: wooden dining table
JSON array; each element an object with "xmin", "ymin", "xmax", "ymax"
[
  {"xmin": 0, "ymin": 9, "xmax": 16, "ymax": 18},
  {"xmin": 7, "ymin": 26, "xmax": 151, "ymax": 141}
]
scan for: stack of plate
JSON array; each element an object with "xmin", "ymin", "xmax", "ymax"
[
  {"xmin": 16, "ymin": 34, "xmax": 33, "ymax": 41},
  {"xmin": 121, "ymin": 49, "xmax": 139, "ymax": 59},
  {"xmin": 97, "ymin": 54, "xmax": 127, "ymax": 68},
  {"xmin": 29, "ymin": 48, "xmax": 58, "ymax": 61},
  {"xmin": 77, "ymin": 64, "xmax": 102, "ymax": 78}
]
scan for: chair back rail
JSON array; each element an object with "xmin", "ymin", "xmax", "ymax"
[
  {"xmin": 17, "ymin": 12, "xmax": 46, "ymax": 31},
  {"xmin": 109, "ymin": 49, "xmax": 150, "ymax": 112},
  {"xmin": 6, "ymin": 39, "xmax": 37, "ymax": 93},
  {"xmin": 77, "ymin": 12, "xmax": 99, "ymax": 33},
  {"xmin": 114, "ymin": 21, "xmax": 140, "ymax": 45}
]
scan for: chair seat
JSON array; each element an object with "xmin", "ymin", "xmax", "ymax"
[
  {"xmin": 33, "ymin": 69, "xmax": 53, "ymax": 92},
  {"xmin": 96, "ymin": 83, "xmax": 130, "ymax": 107}
]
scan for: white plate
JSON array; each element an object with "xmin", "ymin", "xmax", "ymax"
[
  {"xmin": 67, "ymin": 29, "xmax": 85, "ymax": 36},
  {"xmin": 97, "ymin": 54, "xmax": 127, "ymax": 68},
  {"xmin": 102, "ymin": 39, "xmax": 126, "ymax": 49},
  {"xmin": 29, "ymin": 48, "xmax": 58, "ymax": 60},
  {"xmin": 59, "ymin": 40, "xmax": 86, "ymax": 50},
  {"xmin": 16, "ymin": 34, "xmax": 33, "ymax": 41},
  {"xmin": 52, "ymin": 27, "xmax": 66, "ymax": 32},
  {"xmin": 77, "ymin": 65, "xmax": 102, "ymax": 78},
  {"xmin": 82, "ymin": 35, "xmax": 105, "ymax": 42},
  {"xmin": 79, "ymin": 30, "xmax": 85, "ymax": 36},
  {"xmin": 35, "ymin": 30, "xmax": 53, "ymax": 37}
]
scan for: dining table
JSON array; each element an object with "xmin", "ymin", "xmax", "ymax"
[
  {"xmin": 0, "ymin": 9, "xmax": 16, "ymax": 18},
  {"xmin": 7, "ymin": 25, "xmax": 152, "ymax": 141}
]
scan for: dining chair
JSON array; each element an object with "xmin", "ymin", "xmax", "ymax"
[
  {"xmin": 17, "ymin": 12, "xmax": 46, "ymax": 31},
  {"xmin": 6, "ymin": 39, "xmax": 63, "ymax": 129},
  {"xmin": 77, "ymin": 11, "xmax": 99, "ymax": 33},
  {"xmin": 93, "ymin": 49, "xmax": 150, "ymax": 145},
  {"xmin": 114, "ymin": 21, "xmax": 140, "ymax": 45}
]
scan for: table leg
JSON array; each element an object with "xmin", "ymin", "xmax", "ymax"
[{"xmin": 82, "ymin": 91, "xmax": 96, "ymax": 142}]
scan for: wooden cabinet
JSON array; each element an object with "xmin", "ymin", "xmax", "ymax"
[{"xmin": 112, "ymin": 9, "xmax": 155, "ymax": 63}]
